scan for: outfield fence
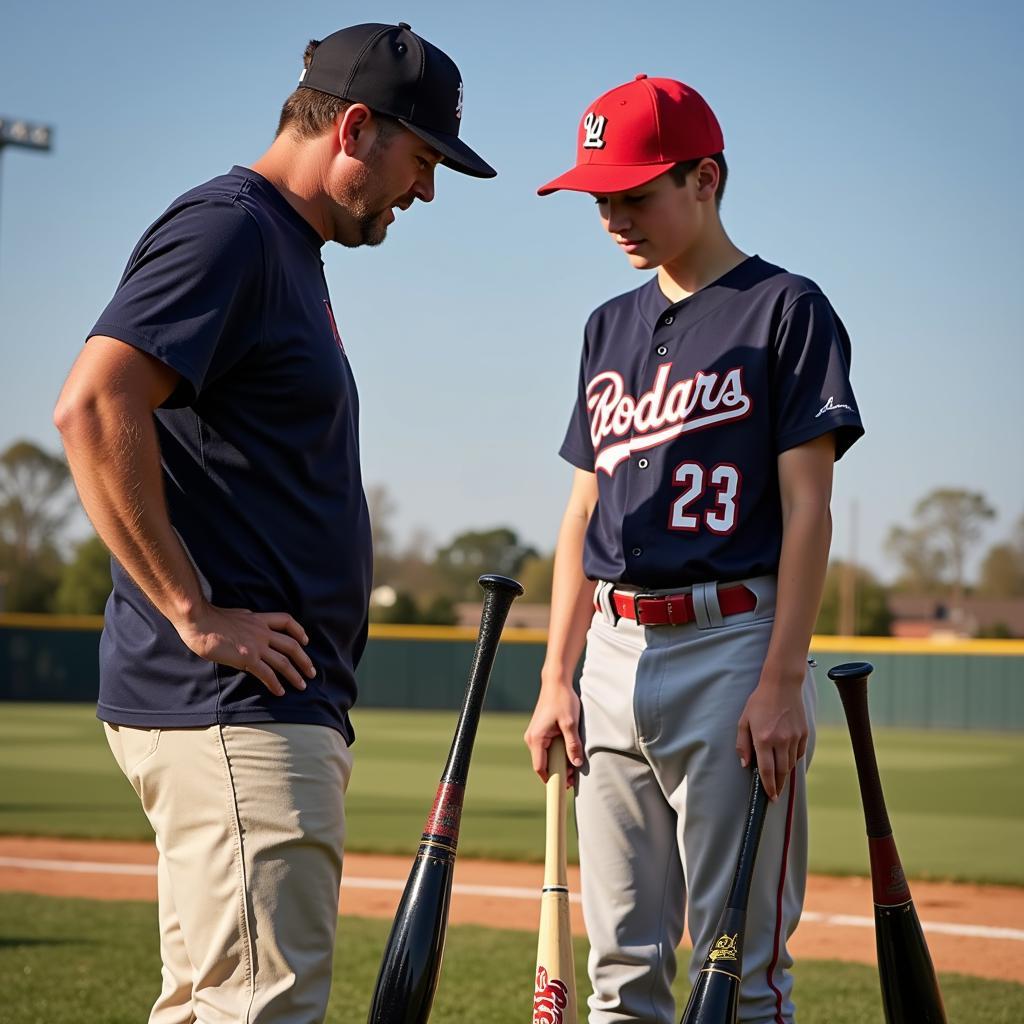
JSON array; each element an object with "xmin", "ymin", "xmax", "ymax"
[{"xmin": 1, "ymin": 615, "xmax": 1022, "ymax": 730}]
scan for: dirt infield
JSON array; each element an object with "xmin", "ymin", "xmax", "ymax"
[{"xmin": 1, "ymin": 836, "xmax": 1022, "ymax": 985}]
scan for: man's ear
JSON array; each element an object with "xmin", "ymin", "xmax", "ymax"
[{"xmin": 338, "ymin": 103, "xmax": 373, "ymax": 158}]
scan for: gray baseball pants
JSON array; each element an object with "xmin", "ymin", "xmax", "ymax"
[{"xmin": 577, "ymin": 575, "xmax": 816, "ymax": 1024}]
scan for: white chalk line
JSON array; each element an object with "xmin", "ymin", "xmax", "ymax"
[{"xmin": 2, "ymin": 856, "xmax": 1021, "ymax": 943}]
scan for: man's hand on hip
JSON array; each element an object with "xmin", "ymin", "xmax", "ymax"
[{"xmin": 175, "ymin": 603, "xmax": 316, "ymax": 697}]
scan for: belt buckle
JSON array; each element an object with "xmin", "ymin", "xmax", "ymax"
[{"xmin": 631, "ymin": 592, "xmax": 658, "ymax": 624}]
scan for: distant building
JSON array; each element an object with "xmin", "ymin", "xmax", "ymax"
[
  {"xmin": 887, "ymin": 595, "xmax": 1024, "ymax": 639},
  {"xmin": 455, "ymin": 602, "xmax": 550, "ymax": 631}
]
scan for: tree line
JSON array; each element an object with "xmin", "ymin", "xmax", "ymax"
[{"xmin": 2, "ymin": 440, "xmax": 1022, "ymax": 636}]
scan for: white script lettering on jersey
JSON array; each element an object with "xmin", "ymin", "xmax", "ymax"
[
  {"xmin": 815, "ymin": 395, "xmax": 854, "ymax": 418},
  {"xmin": 588, "ymin": 363, "xmax": 752, "ymax": 475}
]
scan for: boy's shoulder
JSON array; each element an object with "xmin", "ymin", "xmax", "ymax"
[{"xmin": 750, "ymin": 259, "xmax": 830, "ymax": 309}]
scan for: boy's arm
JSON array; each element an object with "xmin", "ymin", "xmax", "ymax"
[
  {"xmin": 736, "ymin": 432, "xmax": 835, "ymax": 800},
  {"xmin": 523, "ymin": 467, "xmax": 598, "ymax": 782}
]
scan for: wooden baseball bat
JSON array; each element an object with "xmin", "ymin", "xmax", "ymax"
[
  {"xmin": 828, "ymin": 662, "xmax": 946, "ymax": 1024},
  {"xmin": 367, "ymin": 574, "xmax": 524, "ymax": 1024},
  {"xmin": 678, "ymin": 767, "xmax": 769, "ymax": 1024},
  {"xmin": 531, "ymin": 736, "xmax": 578, "ymax": 1024}
]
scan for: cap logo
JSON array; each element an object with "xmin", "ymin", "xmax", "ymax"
[
  {"xmin": 582, "ymin": 112, "xmax": 607, "ymax": 149},
  {"xmin": 456, "ymin": 80, "xmax": 464, "ymax": 120}
]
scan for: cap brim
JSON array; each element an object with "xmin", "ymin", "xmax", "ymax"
[
  {"xmin": 537, "ymin": 161, "xmax": 674, "ymax": 196},
  {"xmin": 401, "ymin": 121, "xmax": 496, "ymax": 179}
]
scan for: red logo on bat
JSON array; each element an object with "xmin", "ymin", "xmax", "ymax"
[
  {"xmin": 533, "ymin": 966, "xmax": 569, "ymax": 1024},
  {"xmin": 423, "ymin": 782, "xmax": 465, "ymax": 840}
]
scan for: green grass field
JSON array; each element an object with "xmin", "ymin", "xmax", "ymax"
[
  {"xmin": 1, "ymin": 704, "xmax": 1023, "ymax": 884},
  {"xmin": 1, "ymin": 893, "xmax": 1021, "ymax": 1024}
]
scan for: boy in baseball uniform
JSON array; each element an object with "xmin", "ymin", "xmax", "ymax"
[{"xmin": 524, "ymin": 76, "xmax": 862, "ymax": 1023}]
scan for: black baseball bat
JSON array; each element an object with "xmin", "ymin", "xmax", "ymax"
[
  {"xmin": 367, "ymin": 573, "xmax": 524, "ymax": 1024},
  {"xmin": 828, "ymin": 661, "xmax": 946, "ymax": 1024},
  {"xmin": 678, "ymin": 766, "xmax": 769, "ymax": 1024}
]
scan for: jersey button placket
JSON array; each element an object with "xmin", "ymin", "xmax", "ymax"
[
  {"xmin": 655, "ymin": 311, "xmax": 674, "ymax": 355},
  {"xmin": 628, "ymin": 311, "xmax": 676, "ymax": 573}
]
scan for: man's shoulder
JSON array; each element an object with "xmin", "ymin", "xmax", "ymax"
[
  {"xmin": 175, "ymin": 167, "xmax": 251, "ymax": 203},
  {"xmin": 142, "ymin": 170, "xmax": 264, "ymax": 253}
]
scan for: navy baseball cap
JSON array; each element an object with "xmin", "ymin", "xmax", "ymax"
[{"xmin": 298, "ymin": 22, "xmax": 496, "ymax": 179}]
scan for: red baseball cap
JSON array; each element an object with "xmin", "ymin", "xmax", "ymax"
[{"xmin": 537, "ymin": 75, "xmax": 723, "ymax": 196}]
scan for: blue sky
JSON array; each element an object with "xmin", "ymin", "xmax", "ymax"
[{"xmin": 1, "ymin": 0, "xmax": 1021, "ymax": 580}]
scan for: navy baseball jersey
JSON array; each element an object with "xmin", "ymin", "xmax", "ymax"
[
  {"xmin": 560, "ymin": 256, "xmax": 863, "ymax": 587},
  {"xmin": 89, "ymin": 167, "xmax": 372, "ymax": 741}
]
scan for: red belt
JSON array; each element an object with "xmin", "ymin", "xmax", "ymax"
[{"xmin": 605, "ymin": 584, "xmax": 756, "ymax": 626}]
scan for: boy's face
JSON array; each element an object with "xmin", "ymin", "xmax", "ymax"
[{"xmin": 591, "ymin": 166, "xmax": 709, "ymax": 270}]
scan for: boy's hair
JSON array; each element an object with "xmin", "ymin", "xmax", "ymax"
[
  {"xmin": 669, "ymin": 153, "xmax": 728, "ymax": 206},
  {"xmin": 276, "ymin": 39, "xmax": 402, "ymax": 143}
]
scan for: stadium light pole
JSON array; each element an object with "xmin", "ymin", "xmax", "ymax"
[
  {"xmin": 0, "ymin": 118, "xmax": 54, "ymax": 613},
  {"xmin": 0, "ymin": 116, "xmax": 55, "ymax": 278}
]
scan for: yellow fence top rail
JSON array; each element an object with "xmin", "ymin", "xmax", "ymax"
[
  {"xmin": 2, "ymin": 614, "xmax": 1023, "ymax": 656},
  {"xmin": 0, "ymin": 613, "xmax": 105, "ymax": 631}
]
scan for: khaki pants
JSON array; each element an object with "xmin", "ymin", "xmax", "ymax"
[{"xmin": 105, "ymin": 722, "xmax": 352, "ymax": 1024}]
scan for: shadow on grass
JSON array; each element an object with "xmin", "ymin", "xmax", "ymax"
[
  {"xmin": 0, "ymin": 803, "xmax": 139, "ymax": 814},
  {"xmin": 0, "ymin": 936, "xmax": 91, "ymax": 949},
  {"xmin": 349, "ymin": 805, "xmax": 541, "ymax": 821}
]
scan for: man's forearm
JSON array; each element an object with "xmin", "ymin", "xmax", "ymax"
[{"xmin": 57, "ymin": 391, "xmax": 204, "ymax": 627}]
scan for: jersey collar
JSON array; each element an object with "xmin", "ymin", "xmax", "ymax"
[{"xmin": 637, "ymin": 255, "xmax": 777, "ymax": 332}]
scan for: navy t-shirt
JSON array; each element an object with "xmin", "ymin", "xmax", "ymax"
[
  {"xmin": 560, "ymin": 256, "xmax": 863, "ymax": 588},
  {"xmin": 89, "ymin": 167, "xmax": 372, "ymax": 741}
]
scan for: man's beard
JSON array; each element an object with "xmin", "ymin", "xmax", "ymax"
[
  {"xmin": 349, "ymin": 205, "xmax": 391, "ymax": 248},
  {"xmin": 334, "ymin": 138, "xmax": 402, "ymax": 248}
]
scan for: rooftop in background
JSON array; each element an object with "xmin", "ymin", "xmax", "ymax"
[
  {"xmin": 456, "ymin": 601, "xmax": 550, "ymax": 631},
  {"xmin": 888, "ymin": 594, "xmax": 1024, "ymax": 640}
]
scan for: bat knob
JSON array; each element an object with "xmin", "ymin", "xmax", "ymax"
[
  {"xmin": 827, "ymin": 661, "xmax": 875, "ymax": 682},
  {"xmin": 477, "ymin": 574, "xmax": 525, "ymax": 598}
]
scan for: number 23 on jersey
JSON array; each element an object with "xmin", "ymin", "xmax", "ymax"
[{"xmin": 668, "ymin": 462, "xmax": 740, "ymax": 535}]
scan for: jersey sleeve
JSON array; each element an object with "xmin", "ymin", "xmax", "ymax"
[
  {"xmin": 771, "ymin": 291, "xmax": 864, "ymax": 460},
  {"xmin": 558, "ymin": 332, "xmax": 595, "ymax": 471},
  {"xmin": 88, "ymin": 199, "xmax": 263, "ymax": 406}
]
